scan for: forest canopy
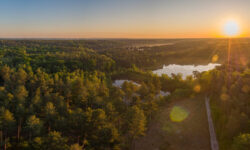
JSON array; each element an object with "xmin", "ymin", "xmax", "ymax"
[{"xmin": 0, "ymin": 39, "xmax": 249, "ymax": 150}]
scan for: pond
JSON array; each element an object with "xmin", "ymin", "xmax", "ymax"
[
  {"xmin": 112, "ymin": 80, "xmax": 170, "ymax": 97},
  {"xmin": 153, "ymin": 63, "xmax": 220, "ymax": 79},
  {"xmin": 112, "ymin": 80, "xmax": 141, "ymax": 88}
]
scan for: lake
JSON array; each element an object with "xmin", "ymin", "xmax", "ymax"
[{"xmin": 153, "ymin": 63, "xmax": 220, "ymax": 79}]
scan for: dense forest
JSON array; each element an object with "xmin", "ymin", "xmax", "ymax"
[
  {"xmin": 2, "ymin": 38, "xmax": 250, "ymax": 70},
  {"xmin": 0, "ymin": 39, "xmax": 249, "ymax": 150}
]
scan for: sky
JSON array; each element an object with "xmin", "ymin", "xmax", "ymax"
[{"xmin": 0, "ymin": 0, "xmax": 250, "ymax": 38}]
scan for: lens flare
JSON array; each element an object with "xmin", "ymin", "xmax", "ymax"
[
  {"xmin": 170, "ymin": 106, "xmax": 189, "ymax": 122},
  {"xmin": 212, "ymin": 55, "xmax": 219, "ymax": 63},
  {"xmin": 193, "ymin": 85, "xmax": 201, "ymax": 93}
]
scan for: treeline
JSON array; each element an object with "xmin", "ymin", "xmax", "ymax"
[
  {"xmin": 101, "ymin": 38, "xmax": 250, "ymax": 70},
  {"xmin": 76, "ymin": 38, "xmax": 250, "ymax": 70},
  {"xmin": 0, "ymin": 40, "xmax": 115, "ymax": 73},
  {"xmin": 3, "ymin": 39, "xmax": 250, "ymax": 71}
]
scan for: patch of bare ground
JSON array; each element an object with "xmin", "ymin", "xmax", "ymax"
[{"xmin": 133, "ymin": 97, "xmax": 210, "ymax": 150}]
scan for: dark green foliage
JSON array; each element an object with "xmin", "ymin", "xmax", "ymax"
[
  {"xmin": 0, "ymin": 40, "xmax": 173, "ymax": 149},
  {"xmin": 232, "ymin": 133, "xmax": 250, "ymax": 150}
]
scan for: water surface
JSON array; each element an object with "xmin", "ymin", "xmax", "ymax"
[
  {"xmin": 112, "ymin": 80, "xmax": 170, "ymax": 97},
  {"xmin": 112, "ymin": 80, "xmax": 140, "ymax": 88},
  {"xmin": 153, "ymin": 63, "xmax": 220, "ymax": 79}
]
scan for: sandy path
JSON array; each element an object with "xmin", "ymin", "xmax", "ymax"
[
  {"xmin": 205, "ymin": 97, "xmax": 219, "ymax": 150},
  {"xmin": 133, "ymin": 97, "xmax": 210, "ymax": 150}
]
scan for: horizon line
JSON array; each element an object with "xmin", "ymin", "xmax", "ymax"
[{"xmin": 0, "ymin": 37, "xmax": 249, "ymax": 40}]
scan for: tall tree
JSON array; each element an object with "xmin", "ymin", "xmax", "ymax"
[
  {"xmin": 26, "ymin": 115, "xmax": 42, "ymax": 141},
  {"xmin": 44, "ymin": 102, "xmax": 56, "ymax": 132},
  {"xmin": 0, "ymin": 108, "xmax": 15, "ymax": 150}
]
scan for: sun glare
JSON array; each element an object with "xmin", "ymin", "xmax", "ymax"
[{"xmin": 223, "ymin": 20, "xmax": 240, "ymax": 37}]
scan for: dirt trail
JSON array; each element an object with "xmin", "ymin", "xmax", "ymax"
[
  {"xmin": 133, "ymin": 97, "xmax": 210, "ymax": 150},
  {"xmin": 205, "ymin": 97, "xmax": 219, "ymax": 150}
]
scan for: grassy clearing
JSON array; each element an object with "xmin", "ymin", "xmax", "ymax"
[{"xmin": 134, "ymin": 97, "xmax": 210, "ymax": 150}]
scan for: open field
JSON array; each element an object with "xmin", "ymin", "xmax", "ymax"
[{"xmin": 134, "ymin": 97, "xmax": 210, "ymax": 150}]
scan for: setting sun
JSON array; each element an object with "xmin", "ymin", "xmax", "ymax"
[{"xmin": 223, "ymin": 20, "xmax": 240, "ymax": 37}]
